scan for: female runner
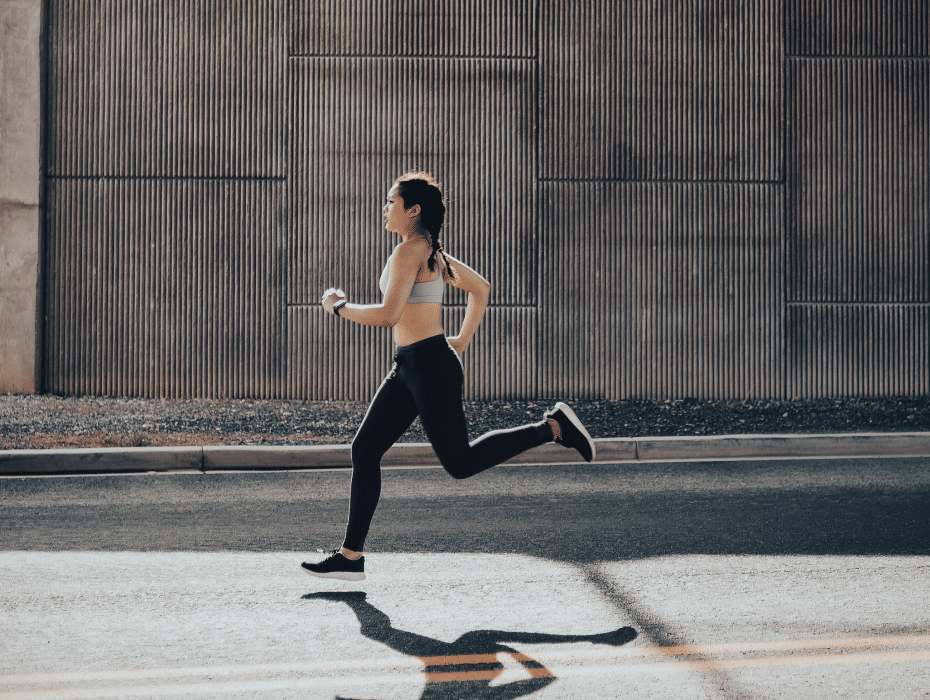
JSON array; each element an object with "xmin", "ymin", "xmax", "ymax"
[{"xmin": 303, "ymin": 171, "xmax": 595, "ymax": 581}]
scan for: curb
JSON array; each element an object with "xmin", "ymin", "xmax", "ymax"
[{"xmin": 1, "ymin": 432, "xmax": 929, "ymax": 475}]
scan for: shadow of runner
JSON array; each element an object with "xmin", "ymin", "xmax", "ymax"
[{"xmin": 304, "ymin": 591, "xmax": 636, "ymax": 699}]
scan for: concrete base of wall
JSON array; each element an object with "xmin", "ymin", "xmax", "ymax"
[{"xmin": 0, "ymin": 0, "xmax": 44, "ymax": 394}]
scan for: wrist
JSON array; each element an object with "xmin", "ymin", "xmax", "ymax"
[{"xmin": 332, "ymin": 300, "xmax": 348, "ymax": 316}]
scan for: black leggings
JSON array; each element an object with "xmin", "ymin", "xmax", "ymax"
[{"xmin": 342, "ymin": 334, "xmax": 552, "ymax": 551}]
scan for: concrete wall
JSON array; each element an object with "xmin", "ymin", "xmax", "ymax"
[{"xmin": 0, "ymin": 0, "xmax": 42, "ymax": 393}]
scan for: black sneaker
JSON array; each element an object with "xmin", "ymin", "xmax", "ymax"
[
  {"xmin": 301, "ymin": 550, "xmax": 366, "ymax": 581},
  {"xmin": 545, "ymin": 402, "xmax": 596, "ymax": 462}
]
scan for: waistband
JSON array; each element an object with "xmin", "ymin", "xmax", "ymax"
[{"xmin": 395, "ymin": 333, "xmax": 448, "ymax": 355}]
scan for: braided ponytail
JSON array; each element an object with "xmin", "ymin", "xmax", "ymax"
[
  {"xmin": 395, "ymin": 170, "xmax": 456, "ymax": 280},
  {"xmin": 431, "ymin": 238, "xmax": 456, "ymax": 282}
]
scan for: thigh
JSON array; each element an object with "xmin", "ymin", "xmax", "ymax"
[
  {"xmin": 406, "ymin": 350, "xmax": 470, "ymax": 459},
  {"xmin": 353, "ymin": 372, "xmax": 420, "ymax": 459}
]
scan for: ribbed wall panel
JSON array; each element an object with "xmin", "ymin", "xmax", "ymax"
[
  {"xmin": 789, "ymin": 305, "xmax": 930, "ymax": 397},
  {"xmin": 47, "ymin": 0, "xmax": 285, "ymax": 177},
  {"xmin": 787, "ymin": 0, "xmax": 930, "ymax": 56},
  {"xmin": 287, "ymin": 307, "xmax": 536, "ymax": 400},
  {"xmin": 40, "ymin": 0, "xmax": 929, "ymax": 401},
  {"xmin": 445, "ymin": 307, "xmax": 537, "ymax": 400},
  {"xmin": 540, "ymin": 0, "xmax": 783, "ymax": 181},
  {"xmin": 291, "ymin": 0, "xmax": 536, "ymax": 57},
  {"xmin": 44, "ymin": 180, "xmax": 285, "ymax": 398},
  {"xmin": 289, "ymin": 57, "xmax": 536, "ymax": 309},
  {"xmin": 540, "ymin": 182, "xmax": 785, "ymax": 400},
  {"xmin": 787, "ymin": 58, "xmax": 930, "ymax": 302},
  {"xmin": 286, "ymin": 307, "xmax": 393, "ymax": 401}
]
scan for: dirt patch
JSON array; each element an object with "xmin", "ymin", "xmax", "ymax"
[{"xmin": 1, "ymin": 394, "xmax": 927, "ymax": 450}]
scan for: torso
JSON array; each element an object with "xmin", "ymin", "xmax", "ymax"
[{"xmin": 384, "ymin": 243, "xmax": 446, "ymax": 346}]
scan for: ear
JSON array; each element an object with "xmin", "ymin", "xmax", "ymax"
[{"xmin": 407, "ymin": 203, "xmax": 421, "ymax": 218}]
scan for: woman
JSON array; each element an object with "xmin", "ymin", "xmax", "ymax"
[{"xmin": 303, "ymin": 171, "xmax": 595, "ymax": 581}]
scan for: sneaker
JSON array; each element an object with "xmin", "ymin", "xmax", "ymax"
[
  {"xmin": 301, "ymin": 550, "xmax": 366, "ymax": 581},
  {"xmin": 545, "ymin": 402, "xmax": 596, "ymax": 462}
]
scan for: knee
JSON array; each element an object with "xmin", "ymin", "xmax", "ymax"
[
  {"xmin": 351, "ymin": 437, "xmax": 379, "ymax": 468},
  {"xmin": 440, "ymin": 456, "xmax": 471, "ymax": 480}
]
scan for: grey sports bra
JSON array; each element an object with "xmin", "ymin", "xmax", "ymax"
[{"xmin": 379, "ymin": 250, "xmax": 445, "ymax": 304}]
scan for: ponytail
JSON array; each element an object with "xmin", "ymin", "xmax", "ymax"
[{"xmin": 395, "ymin": 170, "xmax": 456, "ymax": 280}]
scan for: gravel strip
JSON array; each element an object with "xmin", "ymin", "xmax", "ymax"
[{"xmin": 1, "ymin": 394, "xmax": 928, "ymax": 450}]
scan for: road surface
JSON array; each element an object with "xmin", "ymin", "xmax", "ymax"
[{"xmin": 2, "ymin": 457, "xmax": 929, "ymax": 698}]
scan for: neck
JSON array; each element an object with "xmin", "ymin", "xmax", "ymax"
[{"xmin": 399, "ymin": 227, "xmax": 430, "ymax": 244}]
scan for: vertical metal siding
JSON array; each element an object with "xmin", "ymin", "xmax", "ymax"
[
  {"xmin": 786, "ymin": 0, "xmax": 930, "ymax": 57},
  {"xmin": 291, "ymin": 0, "xmax": 536, "ymax": 57},
  {"xmin": 540, "ymin": 0, "xmax": 783, "ymax": 181},
  {"xmin": 540, "ymin": 182, "xmax": 785, "ymax": 400},
  {"xmin": 789, "ymin": 304, "xmax": 930, "ymax": 397},
  {"xmin": 446, "ymin": 307, "xmax": 537, "ymax": 400},
  {"xmin": 42, "ymin": 0, "xmax": 928, "ymax": 401},
  {"xmin": 287, "ymin": 55, "xmax": 536, "ymax": 398},
  {"xmin": 787, "ymin": 58, "xmax": 930, "ymax": 303},
  {"xmin": 289, "ymin": 57, "xmax": 536, "ymax": 308},
  {"xmin": 45, "ymin": 179, "xmax": 285, "ymax": 398},
  {"xmin": 785, "ymin": 51, "xmax": 928, "ymax": 398},
  {"xmin": 288, "ymin": 59, "xmax": 536, "ymax": 400},
  {"xmin": 47, "ymin": 0, "xmax": 285, "ymax": 177},
  {"xmin": 286, "ymin": 307, "xmax": 536, "ymax": 401}
]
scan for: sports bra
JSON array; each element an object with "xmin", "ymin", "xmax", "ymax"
[{"xmin": 379, "ymin": 250, "xmax": 445, "ymax": 304}]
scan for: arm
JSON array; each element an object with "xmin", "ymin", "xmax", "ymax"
[
  {"xmin": 444, "ymin": 253, "xmax": 491, "ymax": 354},
  {"xmin": 321, "ymin": 245, "xmax": 419, "ymax": 327}
]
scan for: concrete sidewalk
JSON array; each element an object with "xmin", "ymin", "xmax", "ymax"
[{"xmin": 1, "ymin": 432, "xmax": 929, "ymax": 475}]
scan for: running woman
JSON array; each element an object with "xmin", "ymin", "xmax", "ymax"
[{"xmin": 303, "ymin": 171, "xmax": 595, "ymax": 581}]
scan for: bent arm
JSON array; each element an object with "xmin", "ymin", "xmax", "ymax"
[
  {"xmin": 334, "ymin": 246, "xmax": 417, "ymax": 328},
  {"xmin": 445, "ymin": 254, "xmax": 491, "ymax": 347}
]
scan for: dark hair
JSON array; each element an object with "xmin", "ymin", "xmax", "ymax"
[{"xmin": 395, "ymin": 170, "xmax": 455, "ymax": 280}]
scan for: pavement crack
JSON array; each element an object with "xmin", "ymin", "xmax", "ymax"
[{"xmin": 579, "ymin": 562, "xmax": 759, "ymax": 700}]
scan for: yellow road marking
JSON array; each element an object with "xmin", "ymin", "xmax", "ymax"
[
  {"xmin": 3, "ymin": 635, "xmax": 929, "ymax": 698},
  {"xmin": 3, "ymin": 650, "xmax": 930, "ymax": 699}
]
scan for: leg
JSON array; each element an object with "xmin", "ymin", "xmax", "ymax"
[
  {"xmin": 342, "ymin": 374, "xmax": 419, "ymax": 552},
  {"xmin": 404, "ymin": 346, "xmax": 551, "ymax": 479}
]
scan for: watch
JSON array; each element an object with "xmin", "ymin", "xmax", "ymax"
[{"xmin": 332, "ymin": 300, "xmax": 347, "ymax": 316}]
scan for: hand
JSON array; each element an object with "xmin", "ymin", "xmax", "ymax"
[
  {"xmin": 447, "ymin": 336, "xmax": 469, "ymax": 355},
  {"xmin": 321, "ymin": 287, "xmax": 346, "ymax": 316}
]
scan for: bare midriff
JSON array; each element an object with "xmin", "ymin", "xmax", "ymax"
[{"xmin": 393, "ymin": 302, "xmax": 444, "ymax": 346}]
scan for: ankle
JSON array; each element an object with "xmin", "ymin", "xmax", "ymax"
[
  {"xmin": 340, "ymin": 547, "xmax": 362, "ymax": 560},
  {"xmin": 547, "ymin": 418, "xmax": 561, "ymax": 442}
]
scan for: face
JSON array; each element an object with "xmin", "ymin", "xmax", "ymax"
[
  {"xmin": 382, "ymin": 184, "xmax": 419, "ymax": 234},
  {"xmin": 382, "ymin": 185, "xmax": 403, "ymax": 232}
]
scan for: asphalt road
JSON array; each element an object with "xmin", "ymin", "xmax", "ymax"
[{"xmin": 2, "ymin": 457, "xmax": 929, "ymax": 699}]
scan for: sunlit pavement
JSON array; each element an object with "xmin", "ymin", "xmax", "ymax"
[{"xmin": 2, "ymin": 458, "xmax": 929, "ymax": 698}]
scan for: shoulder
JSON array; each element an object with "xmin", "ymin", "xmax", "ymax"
[{"xmin": 393, "ymin": 239, "xmax": 431, "ymax": 264}]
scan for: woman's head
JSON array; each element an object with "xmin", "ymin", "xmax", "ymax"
[
  {"xmin": 393, "ymin": 171, "xmax": 445, "ymax": 239},
  {"xmin": 385, "ymin": 170, "xmax": 455, "ymax": 279}
]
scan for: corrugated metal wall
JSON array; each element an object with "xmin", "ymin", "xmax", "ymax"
[
  {"xmin": 538, "ymin": 0, "xmax": 785, "ymax": 400},
  {"xmin": 540, "ymin": 0, "xmax": 783, "ymax": 181},
  {"xmin": 43, "ymin": 0, "xmax": 929, "ymax": 399},
  {"xmin": 786, "ymin": 1, "xmax": 929, "ymax": 397},
  {"xmin": 539, "ymin": 182, "xmax": 784, "ymax": 400},
  {"xmin": 45, "ymin": 0, "xmax": 287, "ymax": 398}
]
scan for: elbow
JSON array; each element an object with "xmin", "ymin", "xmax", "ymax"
[{"xmin": 383, "ymin": 309, "xmax": 403, "ymax": 328}]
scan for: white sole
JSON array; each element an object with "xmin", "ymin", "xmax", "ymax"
[
  {"xmin": 301, "ymin": 567, "xmax": 366, "ymax": 582},
  {"xmin": 554, "ymin": 401, "xmax": 596, "ymax": 462}
]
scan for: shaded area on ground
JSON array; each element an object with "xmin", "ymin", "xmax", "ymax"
[
  {"xmin": 1, "ymin": 394, "xmax": 928, "ymax": 449},
  {"xmin": 3, "ymin": 460, "xmax": 929, "ymax": 561},
  {"xmin": 301, "ymin": 591, "xmax": 636, "ymax": 700}
]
